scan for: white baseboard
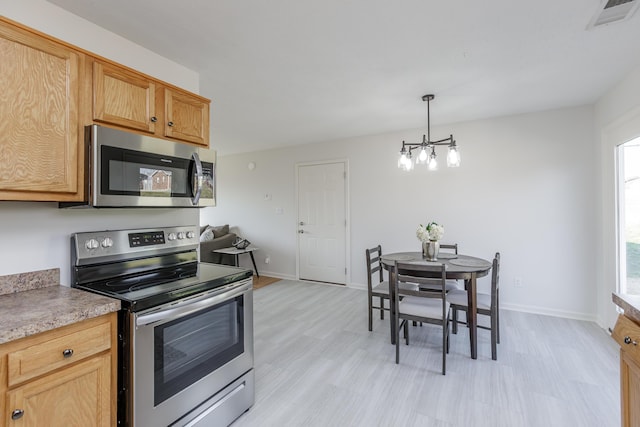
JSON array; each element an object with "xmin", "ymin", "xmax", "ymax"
[
  {"xmin": 263, "ymin": 278, "xmax": 598, "ymax": 322},
  {"xmin": 501, "ymin": 302, "xmax": 597, "ymax": 322},
  {"xmin": 256, "ymin": 270, "xmax": 296, "ymax": 281}
]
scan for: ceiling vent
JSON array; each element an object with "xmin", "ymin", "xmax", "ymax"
[{"xmin": 588, "ymin": 0, "xmax": 640, "ymax": 28}]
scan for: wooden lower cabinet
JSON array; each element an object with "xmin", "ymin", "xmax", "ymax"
[
  {"xmin": 0, "ymin": 313, "xmax": 116, "ymax": 427},
  {"xmin": 613, "ymin": 313, "xmax": 640, "ymax": 427},
  {"xmin": 6, "ymin": 354, "xmax": 111, "ymax": 426},
  {"xmin": 621, "ymin": 349, "xmax": 640, "ymax": 427}
]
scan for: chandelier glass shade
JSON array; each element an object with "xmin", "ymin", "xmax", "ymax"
[{"xmin": 397, "ymin": 94, "xmax": 460, "ymax": 171}]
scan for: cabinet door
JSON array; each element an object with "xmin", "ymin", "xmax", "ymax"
[
  {"xmin": 0, "ymin": 21, "xmax": 80, "ymax": 200},
  {"xmin": 621, "ymin": 349, "xmax": 640, "ymax": 427},
  {"xmin": 6, "ymin": 353, "xmax": 111, "ymax": 426},
  {"xmin": 164, "ymin": 88, "xmax": 210, "ymax": 146},
  {"xmin": 93, "ymin": 61, "xmax": 157, "ymax": 133}
]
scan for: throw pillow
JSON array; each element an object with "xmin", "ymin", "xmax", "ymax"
[
  {"xmin": 211, "ymin": 224, "xmax": 229, "ymax": 238},
  {"xmin": 199, "ymin": 227, "xmax": 214, "ymax": 242}
]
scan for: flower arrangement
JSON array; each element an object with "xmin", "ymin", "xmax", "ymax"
[{"xmin": 416, "ymin": 221, "xmax": 444, "ymax": 242}]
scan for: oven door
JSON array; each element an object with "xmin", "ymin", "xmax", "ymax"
[
  {"xmin": 130, "ymin": 279, "xmax": 253, "ymax": 427},
  {"xmin": 91, "ymin": 124, "xmax": 215, "ymax": 208}
]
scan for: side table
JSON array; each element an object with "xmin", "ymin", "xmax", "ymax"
[{"xmin": 212, "ymin": 246, "xmax": 260, "ymax": 278}]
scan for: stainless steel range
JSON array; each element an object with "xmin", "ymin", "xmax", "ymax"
[{"xmin": 70, "ymin": 225, "xmax": 254, "ymax": 427}]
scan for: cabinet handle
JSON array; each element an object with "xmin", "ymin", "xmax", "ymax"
[
  {"xmin": 167, "ymin": 121, "xmax": 174, "ymax": 127},
  {"xmin": 62, "ymin": 348, "xmax": 74, "ymax": 358},
  {"xmin": 624, "ymin": 336, "xmax": 637, "ymax": 346},
  {"xmin": 150, "ymin": 116, "xmax": 158, "ymax": 123},
  {"xmin": 11, "ymin": 409, "xmax": 24, "ymax": 420}
]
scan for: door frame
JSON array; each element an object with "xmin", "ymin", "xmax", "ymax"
[{"xmin": 295, "ymin": 159, "xmax": 350, "ymax": 285}]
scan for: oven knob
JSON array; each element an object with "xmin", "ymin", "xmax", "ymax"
[
  {"xmin": 167, "ymin": 232, "xmax": 177, "ymax": 241},
  {"xmin": 101, "ymin": 237, "xmax": 113, "ymax": 248},
  {"xmin": 85, "ymin": 238, "xmax": 99, "ymax": 250},
  {"xmin": 186, "ymin": 231, "xmax": 195, "ymax": 239},
  {"xmin": 177, "ymin": 232, "xmax": 186, "ymax": 240}
]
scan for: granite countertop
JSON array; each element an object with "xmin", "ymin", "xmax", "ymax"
[
  {"xmin": 612, "ymin": 293, "xmax": 640, "ymax": 325},
  {"xmin": 0, "ymin": 268, "xmax": 120, "ymax": 345}
]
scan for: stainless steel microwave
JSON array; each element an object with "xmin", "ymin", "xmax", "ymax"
[{"xmin": 60, "ymin": 125, "xmax": 215, "ymax": 208}]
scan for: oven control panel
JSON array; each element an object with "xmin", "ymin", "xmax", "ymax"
[
  {"xmin": 72, "ymin": 225, "xmax": 200, "ymax": 264},
  {"xmin": 129, "ymin": 231, "xmax": 165, "ymax": 247}
]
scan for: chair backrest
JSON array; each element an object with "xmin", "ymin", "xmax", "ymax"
[
  {"xmin": 439, "ymin": 243, "xmax": 458, "ymax": 254},
  {"xmin": 366, "ymin": 245, "xmax": 384, "ymax": 291},
  {"xmin": 491, "ymin": 252, "xmax": 500, "ymax": 307},
  {"xmin": 394, "ymin": 261, "xmax": 447, "ymax": 319}
]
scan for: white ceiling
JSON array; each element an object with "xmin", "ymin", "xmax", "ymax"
[{"xmin": 48, "ymin": 0, "xmax": 640, "ymax": 155}]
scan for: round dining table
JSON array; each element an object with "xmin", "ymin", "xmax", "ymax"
[{"xmin": 380, "ymin": 252, "xmax": 492, "ymax": 360}]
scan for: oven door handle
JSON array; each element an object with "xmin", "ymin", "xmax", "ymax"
[{"xmin": 135, "ymin": 281, "xmax": 251, "ymax": 327}]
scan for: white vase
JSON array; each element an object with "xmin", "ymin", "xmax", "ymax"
[{"xmin": 422, "ymin": 240, "xmax": 439, "ymax": 261}]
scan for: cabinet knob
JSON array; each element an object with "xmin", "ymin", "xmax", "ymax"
[
  {"xmin": 298, "ymin": 230, "xmax": 304, "ymax": 234},
  {"xmin": 11, "ymin": 409, "xmax": 24, "ymax": 420},
  {"xmin": 62, "ymin": 348, "xmax": 74, "ymax": 358},
  {"xmin": 624, "ymin": 336, "xmax": 637, "ymax": 346},
  {"xmin": 150, "ymin": 116, "xmax": 158, "ymax": 123},
  {"xmin": 167, "ymin": 121, "xmax": 174, "ymax": 127}
]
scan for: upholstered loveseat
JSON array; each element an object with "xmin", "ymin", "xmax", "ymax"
[{"xmin": 199, "ymin": 224, "xmax": 237, "ymax": 265}]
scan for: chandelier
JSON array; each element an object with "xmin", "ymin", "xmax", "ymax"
[{"xmin": 397, "ymin": 94, "xmax": 460, "ymax": 171}]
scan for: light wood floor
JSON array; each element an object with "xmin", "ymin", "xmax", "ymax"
[
  {"xmin": 233, "ymin": 280, "xmax": 620, "ymax": 427},
  {"xmin": 252, "ymin": 275, "xmax": 280, "ymax": 290}
]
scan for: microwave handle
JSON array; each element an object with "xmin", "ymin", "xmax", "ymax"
[{"xmin": 191, "ymin": 152, "xmax": 203, "ymax": 205}]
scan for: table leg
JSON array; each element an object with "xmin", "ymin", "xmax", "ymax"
[
  {"xmin": 249, "ymin": 252, "xmax": 259, "ymax": 278},
  {"xmin": 234, "ymin": 254, "xmax": 239, "ymax": 267},
  {"xmin": 467, "ymin": 273, "xmax": 478, "ymax": 359}
]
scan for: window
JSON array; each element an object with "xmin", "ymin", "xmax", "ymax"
[{"xmin": 618, "ymin": 136, "xmax": 640, "ymax": 295}]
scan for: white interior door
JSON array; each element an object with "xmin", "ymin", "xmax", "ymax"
[{"xmin": 297, "ymin": 162, "xmax": 347, "ymax": 285}]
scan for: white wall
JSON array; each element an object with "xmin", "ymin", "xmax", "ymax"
[
  {"xmin": 0, "ymin": 1, "xmax": 201, "ymax": 285},
  {"xmin": 204, "ymin": 105, "xmax": 598, "ymax": 320},
  {"xmin": 595, "ymin": 64, "xmax": 640, "ymax": 329},
  {"xmin": 1, "ymin": 0, "xmax": 199, "ymax": 91}
]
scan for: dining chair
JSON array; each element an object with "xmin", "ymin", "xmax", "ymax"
[
  {"xmin": 366, "ymin": 245, "xmax": 420, "ymax": 332},
  {"xmin": 439, "ymin": 243, "xmax": 458, "ymax": 254},
  {"xmin": 447, "ymin": 252, "xmax": 501, "ymax": 360},
  {"xmin": 366, "ymin": 245, "xmax": 390, "ymax": 331},
  {"xmin": 393, "ymin": 261, "xmax": 450, "ymax": 375}
]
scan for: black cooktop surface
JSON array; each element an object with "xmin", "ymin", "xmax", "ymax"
[{"xmin": 74, "ymin": 263, "xmax": 252, "ymax": 312}]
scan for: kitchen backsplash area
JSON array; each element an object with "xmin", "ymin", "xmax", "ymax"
[{"xmin": 0, "ymin": 268, "xmax": 59, "ymax": 295}]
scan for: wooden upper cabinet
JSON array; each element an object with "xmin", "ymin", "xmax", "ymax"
[
  {"xmin": 92, "ymin": 60, "xmax": 210, "ymax": 147},
  {"xmin": 0, "ymin": 20, "xmax": 82, "ymax": 201},
  {"xmin": 93, "ymin": 61, "xmax": 157, "ymax": 133},
  {"xmin": 164, "ymin": 88, "xmax": 210, "ymax": 146}
]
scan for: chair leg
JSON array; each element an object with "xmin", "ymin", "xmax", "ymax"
[
  {"xmin": 396, "ymin": 322, "xmax": 400, "ymax": 364},
  {"xmin": 496, "ymin": 295, "xmax": 500, "ymax": 344},
  {"xmin": 452, "ymin": 308, "xmax": 458, "ymax": 334},
  {"xmin": 491, "ymin": 311, "xmax": 498, "ymax": 361},
  {"xmin": 442, "ymin": 321, "xmax": 447, "ymax": 375},
  {"xmin": 380, "ymin": 296, "xmax": 385, "ymax": 320},
  {"xmin": 368, "ymin": 297, "xmax": 373, "ymax": 332},
  {"xmin": 404, "ymin": 320, "xmax": 409, "ymax": 345}
]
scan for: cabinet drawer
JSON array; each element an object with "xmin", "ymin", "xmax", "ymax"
[
  {"xmin": 613, "ymin": 314, "xmax": 640, "ymax": 363},
  {"xmin": 7, "ymin": 321, "xmax": 112, "ymax": 387}
]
